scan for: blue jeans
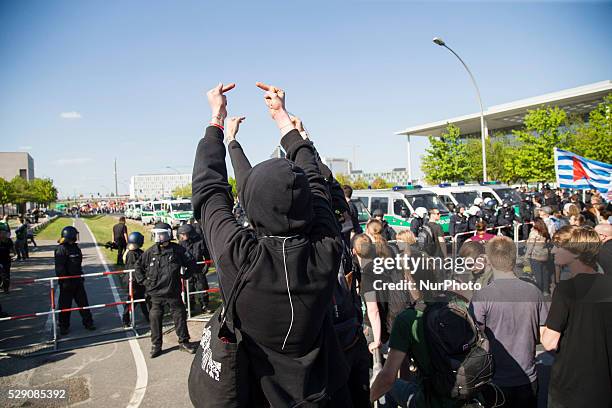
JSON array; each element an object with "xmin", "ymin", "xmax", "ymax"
[
  {"xmin": 530, "ymin": 259, "xmax": 550, "ymax": 293},
  {"xmin": 383, "ymin": 379, "xmax": 419, "ymax": 408}
]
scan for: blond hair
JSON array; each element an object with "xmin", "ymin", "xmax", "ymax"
[
  {"xmin": 396, "ymin": 230, "xmax": 417, "ymax": 245},
  {"xmin": 485, "ymin": 236, "xmax": 517, "ymax": 272},
  {"xmin": 553, "ymin": 225, "xmax": 601, "ymax": 268}
]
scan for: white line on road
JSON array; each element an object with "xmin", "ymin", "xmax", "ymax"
[{"xmin": 80, "ymin": 219, "xmax": 148, "ymax": 408}]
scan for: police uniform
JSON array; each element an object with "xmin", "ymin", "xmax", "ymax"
[
  {"xmin": 122, "ymin": 248, "xmax": 149, "ymax": 325},
  {"xmin": 450, "ymin": 211, "xmax": 469, "ymax": 249},
  {"xmin": 55, "ymin": 242, "xmax": 94, "ymax": 331},
  {"xmin": 179, "ymin": 235, "xmax": 210, "ymax": 311},
  {"xmin": 496, "ymin": 205, "xmax": 519, "ymax": 238},
  {"xmin": 0, "ymin": 237, "xmax": 13, "ymax": 293},
  {"xmin": 135, "ymin": 241, "xmax": 197, "ymax": 351}
]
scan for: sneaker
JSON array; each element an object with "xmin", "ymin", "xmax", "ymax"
[
  {"xmin": 150, "ymin": 347, "xmax": 162, "ymax": 358},
  {"xmin": 178, "ymin": 342, "xmax": 197, "ymax": 354}
]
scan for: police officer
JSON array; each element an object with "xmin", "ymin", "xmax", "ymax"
[
  {"xmin": 122, "ymin": 232, "xmax": 149, "ymax": 327},
  {"xmin": 482, "ymin": 199, "xmax": 498, "ymax": 227},
  {"xmin": 55, "ymin": 226, "xmax": 95, "ymax": 335},
  {"xmin": 177, "ymin": 223, "xmax": 211, "ymax": 313},
  {"xmin": 496, "ymin": 200, "xmax": 519, "ymax": 238},
  {"xmin": 134, "ymin": 222, "xmax": 197, "ymax": 357},
  {"xmin": 449, "ymin": 204, "xmax": 469, "ymax": 249},
  {"xmin": 519, "ymin": 193, "xmax": 534, "ymax": 240},
  {"xmin": 0, "ymin": 223, "xmax": 14, "ymax": 293},
  {"xmin": 467, "ymin": 204, "xmax": 483, "ymax": 232}
]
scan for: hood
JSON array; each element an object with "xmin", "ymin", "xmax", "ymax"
[{"xmin": 238, "ymin": 158, "xmax": 313, "ymax": 236}]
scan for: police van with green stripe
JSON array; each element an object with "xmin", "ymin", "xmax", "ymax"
[
  {"xmin": 352, "ymin": 186, "xmax": 451, "ymax": 233},
  {"xmin": 160, "ymin": 199, "xmax": 193, "ymax": 227}
]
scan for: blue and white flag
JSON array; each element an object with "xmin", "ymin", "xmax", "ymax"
[{"xmin": 554, "ymin": 148, "xmax": 612, "ymax": 194}]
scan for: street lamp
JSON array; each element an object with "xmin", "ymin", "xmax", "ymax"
[{"xmin": 433, "ymin": 37, "xmax": 488, "ymax": 182}]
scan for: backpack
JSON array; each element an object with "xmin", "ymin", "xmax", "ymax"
[
  {"xmin": 423, "ymin": 295, "xmax": 494, "ymax": 400},
  {"xmin": 331, "ymin": 244, "xmax": 362, "ymax": 350},
  {"xmin": 417, "ymin": 223, "xmax": 436, "ymax": 256}
]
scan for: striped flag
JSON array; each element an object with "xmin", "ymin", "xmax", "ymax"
[{"xmin": 554, "ymin": 148, "xmax": 612, "ymax": 194}]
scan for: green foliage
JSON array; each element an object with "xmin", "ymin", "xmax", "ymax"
[
  {"xmin": 30, "ymin": 178, "xmax": 58, "ymax": 204},
  {"xmin": 10, "ymin": 176, "xmax": 33, "ymax": 205},
  {"xmin": 351, "ymin": 178, "xmax": 369, "ymax": 190},
  {"xmin": 335, "ymin": 173, "xmax": 351, "ymax": 188},
  {"xmin": 0, "ymin": 178, "xmax": 14, "ymax": 207},
  {"xmin": 568, "ymin": 94, "xmax": 612, "ymax": 163},
  {"xmin": 173, "ymin": 183, "xmax": 192, "ymax": 198},
  {"xmin": 228, "ymin": 177, "xmax": 237, "ymax": 198},
  {"xmin": 421, "ymin": 124, "xmax": 471, "ymax": 184},
  {"xmin": 511, "ymin": 106, "xmax": 570, "ymax": 182}
]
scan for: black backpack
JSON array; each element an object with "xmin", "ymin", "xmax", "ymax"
[
  {"xmin": 417, "ymin": 224, "xmax": 436, "ymax": 256},
  {"xmin": 423, "ymin": 294, "xmax": 494, "ymax": 400},
  {"xmin": 330, "ymin": 244, "xmax": 362, "ymax": 350}
]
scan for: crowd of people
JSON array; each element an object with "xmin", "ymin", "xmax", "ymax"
[{"xmin": 184, "ymin": 82, "xmax": 610, "ymax": 408}]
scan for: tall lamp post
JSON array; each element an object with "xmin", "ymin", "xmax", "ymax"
[{"xmin": 433, "ymin": 37, "xmax": 488, "ymax": 182}]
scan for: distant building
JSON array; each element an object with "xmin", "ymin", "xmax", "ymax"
[
  {"xmin": 0, "ymin": 152, "xmax": 35, "ymax": 181},
  {"xmin": 129, "ymin": 173, "xmax": 192, "ymax": 200},
  {"xmin": 349, "ymin": 168, "xmax": 411, "ymax": 186},
  {"xmin": 270, "ymin": 145, "xmax": 286, "ymax": 159},
  {"xmin": 323, "ymin": 157, "xmax": 352, "ymax": 175}
]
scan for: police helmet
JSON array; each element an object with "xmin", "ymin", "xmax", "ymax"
[
  {"xmin": 473, "ymin": 197, "xmax": 484, "ymax": 206},
  {"xmin": 484, "ymin": 199, "xmax": 497, "ymax": 210},
  {"xmin": 177, "ymin": 223, "xmax": 195, "ymax": 237},
  {"xmin": 152, "ymin": 222, "xmax": 173, "ymax": 243},
  {"xmin": 414, "ymin": 207, "xmax": 428, "ymax": 219},
  {"xmin": 61, "ymin": 226, "xmax": 79, "ymax": 242},
  {"xmin": 128, "ymin": 232, "xmax": 144, "ymax": 247}
]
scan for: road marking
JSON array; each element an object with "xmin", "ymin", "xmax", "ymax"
[{"xmin": 80, "ymin": 219, "xmax": 148, "ymax": 408}]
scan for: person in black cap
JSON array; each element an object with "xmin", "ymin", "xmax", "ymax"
[
  {"xmin": 55, "ymin": 226, "xmax": 95, "ymax": 335},
  {"xmin": 134, "ymin": 222, "xmax": 198, "ymax": 357},
  {"xmin": 372, "ymin": 208, "xmax": 396, "ymax": 242},
  {"xmin": 177, "ymin": 223, "xmax": 210, "ymax": 313},
  {"xmin": 191, "ymin": 82, "xmax": 350, "ymax": 406}
]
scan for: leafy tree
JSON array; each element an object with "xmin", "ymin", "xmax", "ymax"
[
  {"xmin": 568, "ymin": 94, "xmax": 612, "ymax": 163},
  {"xmin": 228, "ymin": 177, "xmax": 238, "ymax": 198},
  {"xmin": 421, "ymin": 124, "xmax": 471, "ymax": 184},
  {"xmin": 351, "ymin": 178, "xmax": 369, "ymax": 190},
  {"xmin": 335, "ymin": 173, "xmax": 352, "ymax": 188},
  {"xmin": 465, "ymin": 134, "xmax": 519, "ymax": 183},
  {"xmin": 511, "ymin": 106, "xmax": 571, "ymax": 182},
  {"xmin": 30, "ymin": 178, "xmax": 58, "ymax": 206},
  {"xmin": 173, "ymin": 183, "xmax": 193, "ymax": 198},
  {"xmin": 371, "ymin": 177, "xmax": 391, "ymax": 189},
  {"xmin": 10, "ymin": 176, "xmax": 34, "ymax": 214},
  {"xmin": 0, "ymin": 178, "xmax": 14, "ymax": 216}
]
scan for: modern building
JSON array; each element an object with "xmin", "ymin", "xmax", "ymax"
[
  {"xmin": 349, "ymin": 168, "xmax": 412, "ymax": 186},
  {"xmin": 270, "ymin": 145, "xmax": 286, "ymax": 159},
  {"xmin": 396, "ymin": 80, "xmax": 612, "ymax": 181},
  {"xmin": 129, "ymin": 173, "xmax": 192, "ymax": 199},
  {"xmin": 323, "ymin": 157, "xmax": 352, "ymax": 175},
  {"xmin": 0, "ymin": 152, "xmax": 35, "ymax": 181}
]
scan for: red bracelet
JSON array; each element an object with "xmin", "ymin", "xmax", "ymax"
[{"xmin": 209, "ymin": 123, "xmax": 224, "ymax": 130}]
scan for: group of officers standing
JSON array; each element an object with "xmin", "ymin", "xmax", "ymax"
[{"xmin": 53, "ymin": 217, "xmax": 212, "ymax": 358}]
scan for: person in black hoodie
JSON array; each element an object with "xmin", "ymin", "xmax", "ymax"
[
  {"xmin": 191, "ymin": 82, "xmax": 350, "ymax": 407},
  {"xmin": 122, "ymin": 232, "xmax": 149, "ymax": 327},
  {"xmin": 177, "ymin": 223, "xmax": 210, "ymax": 313}
]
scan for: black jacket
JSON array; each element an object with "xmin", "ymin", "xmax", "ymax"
[
  {"xmin": 191, "ymin": 126, "xmax": 348, "ymax": 405},
  {"xmin": 125, "ymin": 248, "xmax": 143, "ymax": 269},
  {"xmin": 55, "ymin": 243, "xmax": 84, "ymax": 278},
  {"xmin": 0, "ymin": 239, "xmax": 13, "ymax": 266},
  {"xmin": 179, "ymin": 236, "xmax": 209, "ymax": 275},
  {"xmin": 449, "ymin": 213, "xmax": 468, "ymax": 236},
  {"xmin": 134, "ymin": 242, "xmax": 197, "ymax": 298}
]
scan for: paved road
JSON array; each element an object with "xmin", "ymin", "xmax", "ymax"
[{"xmin": 0, "ymin": 217, "xmax": 211, "ymax": 407}]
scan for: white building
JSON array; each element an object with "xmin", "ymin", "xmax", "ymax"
[
  {"xmin": 349, "ymin": 168, "xmax": 412, "ymax": 186},
  {"xmin": 323, "ymin": 157, "xmax": 352, "ymax": 175},
  {"xmin": 129, "ymin": 173, "xmax": 192, "ymax": 199}
]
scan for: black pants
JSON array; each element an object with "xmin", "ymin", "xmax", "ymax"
[
  {"xmin": 58, "ymin": 279, "xmax": 94, "ymax": 329},
  {"xmin": 482, "ymin": 380, "xmax": 538, "ymax": 408},
  {"xmin": 149, "ymin": 296, "xmax": 189, "ymax": 348},
  {"xmin": 342, "ymin": 333, "xmax": 371, "ymax": 408},
  {"xmin": 116, "ymin": 241, "xmax": 126, "ymax": 265},
  {"xmin": 122, "ymin": 282, "xmax": 149, "ymax": 324},
  {"xmin": 0, "ymin": 262, "xmax": 10, "ymax": 293},
  {"xmin": 188, "ymin": 272, "xmax": 209, "ymax": 309},
  {"xmin": 15, "ymin": 239, "xmax": 28, "ymax": 259}
]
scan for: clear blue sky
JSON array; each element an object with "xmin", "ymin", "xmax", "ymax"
[{"xmin": 1, "ymin": 0, "xmax": 611, "ymax": 198}]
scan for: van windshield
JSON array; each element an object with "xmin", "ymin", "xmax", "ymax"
[
  {"xmin": 172, "ymin": 202, "xmax": 192, "ymax": 212},
  {"xmin": 494, "ymin": 188, "xmax": 521, "ymax": 205},
  {"xmin": 453, "ymin": 191, "xmax": 478, "ymax": 206},
  {"xmin": 351, "ymin": 199, "xmax": 371, "ymax": 223},
  {"xmin": 153, "ymin": 203, "xmax": 162, "ymax": 211},
  {"xmin": 405, "ymin": 194, "xmax": 449, "ymax": 213}
]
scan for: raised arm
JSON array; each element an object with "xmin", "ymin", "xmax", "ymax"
[
  {"xmin": 256, "ymin": 82, "xmax": 337, "ymax": 237},
  {"xmin": 191, "ymin": 84, "xmax": 256, "ymax": 291}
]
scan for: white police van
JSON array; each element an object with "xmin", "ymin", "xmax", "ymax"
[{"xmin": 427, "ymin": 183, "xmax": 480, "ymax": 208}]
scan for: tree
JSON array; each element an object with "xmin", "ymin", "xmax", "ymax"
[
  {"xmin": 0, "ymin": 178, "xmax": 14, "ymax": 216},
  {"xmin": 511, "ymin": 106, "xmax": 571, "ymax": 182},
  {"xmin": 371, "ymin": 177, "xmax": 391, "ymax": 189},
  {"xmin": 465, "ymin": 134, "xmax": 519, "ymax": 183},
  {"xmin": 351, "ymin": 178, "xmax": 369, "ymax": 190},
  {"xmin": 228, "ymin": 177, "xmax": 237, "ymax": 198},
  {"xmin": 30, "ymin": 178, "xmax": 58, "ymax": 207},
  {"xmin": 10, "ymin": 176, "xmax": 34, "ymax": 213},
  {"xmin": 568, "ymin": 94, "xmax": 612, "ymax": 163},
  {"xmin": 421, "ymin": 124, "xmax": 471, "ymax": 184},
  {"xmin": 173, "ymin": 183, "xmax": 192, "ymax": 198},
  {"xmin": 335, "ymin": 173, "xmax": 351, "ymax": 188}
]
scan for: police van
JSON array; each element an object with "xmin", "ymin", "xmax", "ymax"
[
  {"xmin": 462, "ymin": 182, "xmax": 522, "ymax": 215},
  {"xmin": 160, "ymin": 199, "xmax": 193, "ymax": 227},
  {"xmin": 125, "ymin": 201, "xmax": 145, "ymax": 220},
  {"xmin": 141, "ymin": 201, "xmax": 164, "ymax": 225},
  {"xmin": 427, "ymin": 183, "xmax": 480, "ymax": 208},
  {"xmin": 352, "ymin": 186, "xmax": 451, "ymax": 233}
]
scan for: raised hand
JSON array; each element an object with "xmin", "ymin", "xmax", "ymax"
[
  {"xmin": 256, "ymin": 82, "xmax": 295, "ymax": 135},
  {"xmin": 225, "ymin": 116, "xmax": 246, "ymax": 143},
  {"xmin": 289, "ymin": 115, "xmax": 309, "ymax": 140},
  {"xmin": 206, "ymin": 83, "xmax": 236, "ymax": 124}
]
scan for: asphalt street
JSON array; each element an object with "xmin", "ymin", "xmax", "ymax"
[{"xmin": 0, "ymin": 217, "xmax": 213, "ymax": 407}]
